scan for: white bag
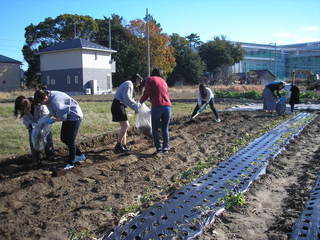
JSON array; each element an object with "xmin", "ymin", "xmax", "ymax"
[
  {"xmin": 31, "ymin": 117, "xmax": 51, "ymax": 151},
  {"xmin": 135, "ymin": 103, "xmax": 152, "ymax": 137}
]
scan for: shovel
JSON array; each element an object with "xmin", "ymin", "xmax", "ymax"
[{"xmin": 191, "ymin": 103, "xmax": 208, "ymax": 119}]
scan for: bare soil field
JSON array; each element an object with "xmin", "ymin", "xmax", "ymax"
[{"xmin": 0, "ymin": 110, "xmax": 319, "ymax": 240}]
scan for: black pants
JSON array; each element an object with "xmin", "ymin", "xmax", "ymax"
[
  {"xmin": 61, "ymin": 120, "xmax": 82, "ymax": 164},
  {"xmin": 290, "ymin": 103, "xmax": 294, "ymax": 112},
  {"xmin": 191, "ymin": 99, "xmax": 219, "ymax": 119}
]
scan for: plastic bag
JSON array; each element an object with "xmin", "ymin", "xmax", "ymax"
[
  {"xmin": 31, "ymin": 117, "xmax": 51, "ymax": 151},
  {"xmin": 276, "ymin": 97, "xmax": 287, "ymax": 116},
  {"xmin": 135, "ymin": 103, "xmax": 152, "ymax": 138}
]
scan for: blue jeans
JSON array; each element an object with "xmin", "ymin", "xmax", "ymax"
[
  {"xmin": 151, "ymin": 106, "xmax": 172, "ymax": 150},
  {"xmin": 61, "ymin": 120, "xmax": 82, "ymax": 164}
]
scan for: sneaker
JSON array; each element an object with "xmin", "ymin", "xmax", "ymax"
[
  {"xmin": 114, "ymin": 143, "xmax": 126, "ymax": 153},
  {"xmin": 64, "ymin": 164, "xmax": 74, "ymax": 170},
  {"xmin": 153, "ymin": 148, "xmax": 162, "ymax": 155},
  {"xmin": 122, "ymin": 144, "xmax": 130, "ymax": 151},
  {"xmin": 216, "ymin": 118, "xmax": 221, "ymax": 122},
  {"xmin": 72, "ymin": 154, "xmax": 86, "ymax": 163},
  {"xmin": 162, "ymin": 147, "xmax": 169, "ymax": 153}
]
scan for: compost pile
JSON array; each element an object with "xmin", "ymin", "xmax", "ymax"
[{"xmin": 0, "ymin": 111, "xmax": 319, "ymax": 240}]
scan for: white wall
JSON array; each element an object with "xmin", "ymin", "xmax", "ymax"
[
  {"xmin": 82, "ymin": 50, "xmax": 112, "ymax": 69},
  {"xmin": 41, "ymin": 49, "xmax": 113, "ymax": 71},
  {"xmin": 0, "ymin": 63, "xmax": 21, "ymax": 90},
  {"xmin": 40, "ymin": 50, "xmax": 82, "ymax": 71}
]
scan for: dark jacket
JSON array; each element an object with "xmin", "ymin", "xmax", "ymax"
[
  {"xmin": 266, "ymin": 82, "xmax": 283, "ymax": 98},
  {"xmin": 289, "ymin": 85, "xmax": 300, "ymax": 104}
]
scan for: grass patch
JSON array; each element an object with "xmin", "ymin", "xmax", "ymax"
[{"xmin": 0, "ymin": 100, "xmax": 205, "ymax": 158}]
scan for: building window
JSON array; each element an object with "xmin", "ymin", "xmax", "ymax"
[
  {"xmin": 46, "ymin": 76, "xmax": 50, "ymax": 85},
  {"xmin": 67, "ymin": 75, "xmax": 71, "ymax": 84},
  {"xmin": 75, "ymin": 75, "xmax": 78, "ymax": 84},
  {"xmin": 51, "ymin": 79, "xmax": 55, "ymax": 85},
  {"xmin": 107, "ymin": 74, "xmax": 111, "ymax": 90}
]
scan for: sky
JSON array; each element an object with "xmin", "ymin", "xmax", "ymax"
[{"xmin": 1, "ymin": 0, "xmax": 319, "ymax": 70}]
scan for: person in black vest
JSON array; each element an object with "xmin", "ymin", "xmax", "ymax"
[{"xmin": 289, "ymin": 85, "xmax": 300, "ymax": 112}]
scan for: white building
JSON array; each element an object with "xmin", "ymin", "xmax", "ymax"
[{"xmin": 39, "ymin": 39, "xmax": 117, "ymax": 95}]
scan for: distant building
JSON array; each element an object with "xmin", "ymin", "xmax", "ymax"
[
  {"xmin": 0, "ymin": 54, "xmax": 22, "ymax": 91},
  {"xmin": 236, "ymin": 70, "xmax": 276, "ymax": 85},
  {"xmin": 39, "ymin": 39, "xmax": 117, "ymax": 95},
  {"xmin": 233, "ymin": 41, "xmax": 320, "ymax": 81}
]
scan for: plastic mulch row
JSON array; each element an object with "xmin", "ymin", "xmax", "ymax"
[
  {"xmin": 290, "ymin": 174, "xmax": 320, "ymax": 239},
  {"xmin": 103, "ymin": 112, "xmax": 316, "ymax": 240}
]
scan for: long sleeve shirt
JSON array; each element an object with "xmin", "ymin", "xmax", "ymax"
[
  {"xmin": 114, "ymin": 80, "xmax": 140, "ymax": 111},
  {"xmin": 22, "ymin": 103, "xmax": 50, "ymax": 129},
  {"xmin": 47, "ymin": 91, "xmax": 83, "ymax": 121},
  {"xmin": 196, "ymin": 87, "xmax": 214, "ymax": 107},
  {"xmin": 266, "ymin": 82, "xmax": 283, "ymax": 98},
  {"xmin": 22, "ymin": 97, "xmax": 36, "ymax": 129},
  {"xmin": 140, "ymin": 76, "xmax": 172, "ymax": 107}
]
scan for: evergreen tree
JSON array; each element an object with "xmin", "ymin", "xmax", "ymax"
[{"xmin": 168, "ymin": 33, "xmax": 205, "ymax": 86}]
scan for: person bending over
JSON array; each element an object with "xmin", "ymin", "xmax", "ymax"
[
  {"xmin": 191, "ymin": 83, "xmax": 221, "ymax": 122},
  {"xmin": 111, "ymin": 74, "xmax": 143, "ymax": 153}
]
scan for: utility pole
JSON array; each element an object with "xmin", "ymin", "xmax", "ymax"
[
  {"xmin": 274, "ymin": 42, "xmax": 277, "ymax": 78},
  {"xmin": 146, "ymin": 8, "xmax": 151, "ymax": 77},
  {"xmin": 108, "ymin": 19, "xmax": 112, "ymax": 49}
]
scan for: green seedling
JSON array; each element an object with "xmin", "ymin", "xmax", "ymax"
[{"xmin": 222, "ymin": 191, "xmax": 246, "ymax": 209}]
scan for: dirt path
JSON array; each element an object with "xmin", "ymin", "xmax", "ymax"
[{"xmin": 0, "ymin": 111, "xmax": 318, "ymax": 240}]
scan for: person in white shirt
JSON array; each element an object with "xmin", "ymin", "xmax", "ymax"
[
  {"xmin": 191, "ymin": 83, "xmax": 221, "ymax": 122},
  {"xmin": 111, "ymin": 74, "xmax": 143, "ymax": 153}
]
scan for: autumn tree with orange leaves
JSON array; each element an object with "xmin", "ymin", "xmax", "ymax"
[{"xmin": 128, "ymin": 18, "xmax": 176, "ymax": 78}]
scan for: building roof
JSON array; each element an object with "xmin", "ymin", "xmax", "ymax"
[
  {"xmin": 0, "ymin": 54, "xmax": 21, "ymax": 64},
  {"xmin": 237, "ymin": 70, "xmax": 276, "ymax": 80},
  {"xmin": 39, "ymin": 38, "xmax": 117, "ymax": 54},
  {"xmin": 253, "ymin": 69, "xmax": 276, "ymax": 78}
]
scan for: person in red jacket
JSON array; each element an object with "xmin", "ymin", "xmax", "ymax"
[{"xmin": 140, "ymin": 68, "xmax": 172, "ymax": 153}]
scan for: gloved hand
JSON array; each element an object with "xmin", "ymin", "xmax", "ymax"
[{"xmin": 47, "ymin": 118, "xmax": 55, "ymax": 125}]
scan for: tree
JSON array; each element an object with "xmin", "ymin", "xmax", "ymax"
[
  {"xmin": 95, "ymin": 15, "xmax": 143, "ymax": 86},
  {"xmin": 128, "ymin": 18, "xmax": 176, "ymax": 78},
  {"xmin": 198, "ymin": 36, "xmax": 244, "ymax": 84},
  {"xmin": 23, "ymin": 14, "xmax": 98, "ymax": 86},
  {"xmin": 168, "ymin": 33, "xmax": 205, "ymax": 86},
  {"xmin": 185, "ymin": 33, "xmax": 202, "ymax": 48}
]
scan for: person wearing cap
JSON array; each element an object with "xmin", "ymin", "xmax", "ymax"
[
  {"xmin": 111, "ymin": 74, "xmax": 143, "ymax": 153},
  {"xmin": 263, "ymin": 81, "xmax": 285, "ymax": 112}
]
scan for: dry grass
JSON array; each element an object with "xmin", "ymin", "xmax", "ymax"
[
  {"xmin": 169, "ymin": 84, "xmax": 264, "ymax": 99},
  {"xmin": 212, "ymin": 84, "xmax": 264, "ymax": 92},
  {"xmin": 0, "ymin": 85, "xmax": 264, "ymax": 101},
  {"xmin": 0, "ymin": 89, "xmax": 35, "ymax": 100}
]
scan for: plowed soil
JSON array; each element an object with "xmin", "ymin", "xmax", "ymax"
[{"xmin": 0, "ymin": 111, "xmax": 319, "ymax": 240}]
